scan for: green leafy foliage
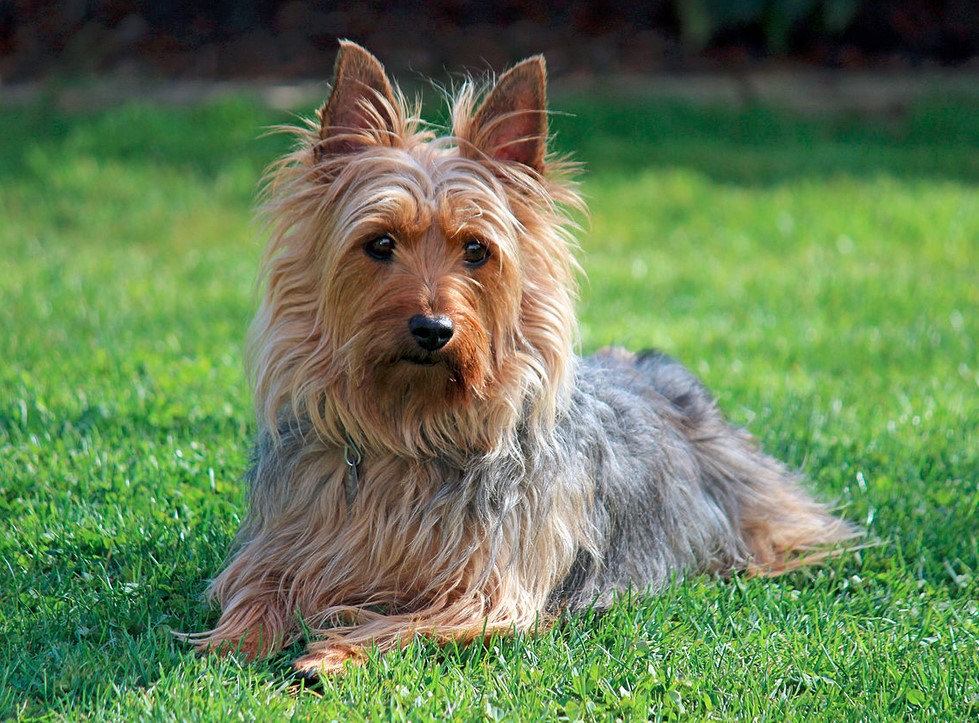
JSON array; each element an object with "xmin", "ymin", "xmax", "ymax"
[{"xmin": 1, "ymin": 93, "xmax": 977, "ymax": 720}]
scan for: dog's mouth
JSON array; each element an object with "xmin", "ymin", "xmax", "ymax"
[
  {"xmin": 399, "ymin": 353, "xmax": 443, "ymax": 367},
  {"xmin": 380, "ymin": 349, "xmax": 472, "ymax": 396}
]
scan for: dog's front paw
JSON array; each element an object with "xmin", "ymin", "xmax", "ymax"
[
  {"xmin": 293, "ymin": 642, "xmax": 367, "ymax": 677},
  {"xmin": 192, "ymin": 611, "xmax": 290, "ymax": 661}
]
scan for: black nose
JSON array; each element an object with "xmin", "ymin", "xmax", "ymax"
[{"xmin": 409, "ymin": 314, "xmax": 454, "ymax": 352}]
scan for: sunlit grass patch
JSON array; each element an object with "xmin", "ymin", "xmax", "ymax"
[{"xmin": 1, "ymin": 95, "xmax": 976, "ymax": 720}]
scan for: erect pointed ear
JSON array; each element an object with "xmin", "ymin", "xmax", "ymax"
[
  {"xmin": 317, "ymin": 41, "xmax": 398, "ymax": 157},
  {"xmin": 464, "ymin": 56, "xmax": 548, "ymax": 172}
]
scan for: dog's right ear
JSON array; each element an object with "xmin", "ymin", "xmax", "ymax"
[
  {"xmin": 461, "ymin": 56, "xmax": 548, "ymax": 173},
  {"xmin": 317, "ymin": 41, "xmax": 398, "ymax": 157}
]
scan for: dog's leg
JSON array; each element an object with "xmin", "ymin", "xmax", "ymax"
[
  {"xmin": 290, "ymin": 613, "xmax": 501, "ymax": 677},
  {"xmin": 293, "ymin": 639, "xmax": 368, "ymax": 676},
  {"xmin": 288, "ymin": 563, "xmax": 555, "ymax": 676},
  {"xmin": 195, "ymin": 545, "xmax": 298, "ymax": 659},
  {"xmin": 197, "ymin": 604, "xmax": 290, "ymax": 660}
]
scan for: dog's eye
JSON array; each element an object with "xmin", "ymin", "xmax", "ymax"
[
  {"xmin": 365, "ymin": 235, "xmax": 396, "ymax": 261},
  {"xmin": 462, "ymin": 240, "xmax": 490, "ymax": 266}
]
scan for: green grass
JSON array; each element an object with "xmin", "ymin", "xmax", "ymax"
[{"xmin": 2, "ymin": 91, "xmax": 977, "ymax": 721}]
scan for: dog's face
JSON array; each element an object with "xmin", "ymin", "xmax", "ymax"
[
  {"xmin": 252, "ymin": 43, "xmax": 581, "ymax": 455},
  {"xmin": 317, "ymin": 134, "xmax": 525, "ymax": 412}
]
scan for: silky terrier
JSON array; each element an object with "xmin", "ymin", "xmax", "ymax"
[{"xmin": 194, "ymin": 41, "xmax": 854, "ymax": 675}]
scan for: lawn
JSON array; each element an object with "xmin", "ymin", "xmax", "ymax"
[{"xmin": 1, "ymin": 88, "xmax": 977, "ymax": 720}]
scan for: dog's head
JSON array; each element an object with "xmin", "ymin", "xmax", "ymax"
[{"xmin": 251, "ymin": 42, "xmax": 582, "ymax": 457}]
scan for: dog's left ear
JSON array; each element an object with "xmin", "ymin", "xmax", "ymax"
[
  {"xmin": 464, "ymin": 56, "xmax": 548, "ymax": 173},
  {"xmin": 317, "ymin": 40, "xmax": 399, "ymax": 157}
]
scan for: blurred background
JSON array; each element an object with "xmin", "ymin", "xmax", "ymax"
[{"xmin": 2, "ymin": 1, "xmax": 977, "ymax": 92}]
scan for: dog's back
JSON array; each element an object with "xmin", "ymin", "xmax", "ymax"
[{"xmin": 550, "ymin": 350, "xmax": 854, "ymax": 610}]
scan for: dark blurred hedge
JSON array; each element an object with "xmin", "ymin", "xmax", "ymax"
[{"xmin": 1, "ymin": 0, "xmax": 976, "ymax": 81}]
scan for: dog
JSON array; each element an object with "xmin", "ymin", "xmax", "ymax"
[{"xmin": 193, "ymin": 41, "xmax": 855, "ymax": 675}]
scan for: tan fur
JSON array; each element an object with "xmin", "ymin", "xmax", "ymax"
[
  {"xmin": 189, "ymin": 43, "xmax": 855, "ymax": 675},
  {"xmin": 249, "ymin": 58, "xmax": 581, "ymax": 459},
  {"xmin": 191, "ymin": 44, "xmax": 588, "ymax": 673}
]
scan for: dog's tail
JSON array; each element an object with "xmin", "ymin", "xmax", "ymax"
[{"xmin": 633, "ymin": 349, "xmax": 864, "ymax": 575}]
